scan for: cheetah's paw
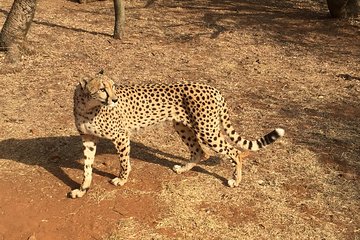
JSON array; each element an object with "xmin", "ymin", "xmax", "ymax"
[
  {"xmin": 173, "ymin": 164, "xmax": 186, "ymax": 174},
  {"xmin": 227, "ymin": 179, "xmax": 240, "ymax": 188},
  {"xmin": 69, "ymin": 189, "xmax": 87, "ymax": 198},
  {"xmin": 111, "ymin": 177, "xmax": 127, "ymax": 186}
]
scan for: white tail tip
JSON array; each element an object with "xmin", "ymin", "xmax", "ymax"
[{"xmin": 275, "ymin": 128, "xmax": 285, "ymax": 137}]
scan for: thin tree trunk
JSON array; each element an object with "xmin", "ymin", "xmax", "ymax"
[
  {"xmin": 0, "ymin": 0, "xmax": 37, "ymax": 60},
  {"xmin": 113, "ymin": 0, "xmax": 125, "ymax": 39}
]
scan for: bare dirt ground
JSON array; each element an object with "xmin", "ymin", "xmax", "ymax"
[{"xmin": 0, "ymin": 0, "xmax": 359, "ymax": 239}]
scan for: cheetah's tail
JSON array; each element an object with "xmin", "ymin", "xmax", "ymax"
[
  {"xmin": 234, "ymin": 128, "xmax": 285, "ymax": 151},
  {"xmin": 221, "ymin": 104, "xmax": 285, "ymax": 151}
]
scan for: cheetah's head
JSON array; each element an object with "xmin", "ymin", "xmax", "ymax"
[{"xmin": 80, "ymin": 73, "xmax": 118, "ymax": 108}]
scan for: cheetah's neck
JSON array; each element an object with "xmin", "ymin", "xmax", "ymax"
[{"xmin": 73, "ymin": 85, "xmax": 101, "ymax": 116}]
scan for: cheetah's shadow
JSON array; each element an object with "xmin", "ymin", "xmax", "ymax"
[{"xmin": 0, "ymin": 136, "xmax": 226, "ymax": 190}]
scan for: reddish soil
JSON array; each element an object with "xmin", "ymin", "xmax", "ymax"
[{"xmin": 0, "ymin": 0, "xmax": 359, "ymax": 239}]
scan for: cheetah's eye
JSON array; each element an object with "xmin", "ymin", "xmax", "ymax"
[{"xmin": 99, "ymin": 88, "xmax": 106, "ymax": 92}]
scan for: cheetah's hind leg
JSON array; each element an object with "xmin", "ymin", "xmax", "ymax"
[{"xmin": 172, "ymin": 121, "xmax": 208, "ymax": 174}]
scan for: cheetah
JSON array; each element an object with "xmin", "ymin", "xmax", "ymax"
[{"xmin": 69, "ymin": 73, "xmax": 285, "ymax": 198}]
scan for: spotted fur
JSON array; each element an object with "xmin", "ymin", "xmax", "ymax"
[{"xmin": 69, "ymin": 73, "xmax": 284, "ymax": 198}]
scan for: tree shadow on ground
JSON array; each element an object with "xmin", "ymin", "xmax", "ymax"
[
  {"xmin": 278, "ymin": 100, "xmax": 360, "ymax": 176},
  {"xmin": 0, "ymin": 135, "xmax": 226, "ymax": 189},
  {"xmin": 33, "ymin": 20, "xmax": 112, "ymax": 37},
  {"xmin": 242, "ymin": 88, "xmax": 360, "ymax": 178},
  {"xmin": 0, "ymin": 8, "xmax": 7, "ymax": 16},
  {"xmin": 157, "ymin": 0, "xmax": 359, "ymax": 58},
  {"xmin": 0, "ymin": 7, "xmax": 111, "ymax": 37}
]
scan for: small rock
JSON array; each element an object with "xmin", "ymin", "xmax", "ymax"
[
  {"xmin": 28, "ymin": 234, "xmax": 36, "ymax": 240},
  {"xmin": 257, "ymin": 180, "xmax": 266, "ymax": 186}
]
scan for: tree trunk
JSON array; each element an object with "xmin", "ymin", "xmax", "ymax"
[
  {"xmin": 326, "ymin": 0, "xmax": 360, "ymax": 18},
  {"xmin": 0, "ymin": 0, "xmax": 37, "ymax": 60},
  {"xmin": 78, "ymin": 0, "xmax": 125, "ymax": 39},
  {"xmin": 113, "ymin": 0, "xmax": 125, "ymax": 39}
]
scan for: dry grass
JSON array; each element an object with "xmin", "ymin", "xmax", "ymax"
[
  {"xmin": 105, "ymin": 218, "xmax": 165, "ymax": 240},
  {"xmin": 0, "ymin": 0, "xmax": 359, "ymax": 239},
  {"xmin": 88, "ymin": 185, "xmax": 117, "ymax": 204}
]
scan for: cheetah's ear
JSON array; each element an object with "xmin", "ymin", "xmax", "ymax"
[
  {"xmin": 79, "ymin": 78, "xmax": 88, "ymax": 89},
  {"xmin": 98, "ymin": 69, "xmax": 105, "ymax": 75}
]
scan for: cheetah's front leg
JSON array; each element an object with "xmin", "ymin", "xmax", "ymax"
[
  {"xmin": 111, "ymin": 132, "xmax": 131, "ymax": 186},
  {"xmin": 69, "ymin": 135, "xmax": 98, "ymax": 198}
]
